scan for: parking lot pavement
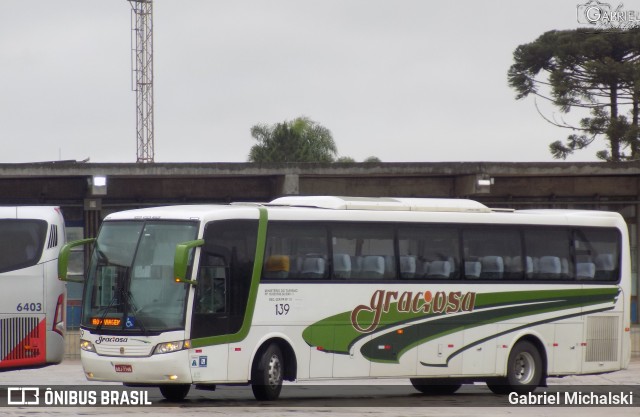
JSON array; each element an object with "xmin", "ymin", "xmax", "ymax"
[
  {"xmin": 0, "ymin": 356, "xmax": 637, "ymax": 417},
  {"xmin": 3, "ymin": 355, "xmax": 638, "ymax": 386},
  {"xmin": 0, "ymin": 359, "xmax": 92, "ymax": 385},
  {"xmin": 547, "ymin": 354, "xmax": 640, "ymax": 385}
]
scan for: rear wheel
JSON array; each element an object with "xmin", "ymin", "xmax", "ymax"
[
  {"xmin": 159, "ymin": 384, "xmax": 190, "ymax": 402},
  {"xmin": 410, "ymin": 378, "xmax": 462, "ymax": 395},
  {"xmin": 487, "ymin": 340, "xmax": 542, "ymax": 395},
  {"xmin": 251, "ymin": 343, "xmax": 284, "ymax": 401}
]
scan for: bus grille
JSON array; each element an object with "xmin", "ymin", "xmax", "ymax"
[
  {"xmin": 96, "ymin": 345, "xmax": 153, "ymax": 357},
  {"xmin": 0, "ymin": 316, "xmax": 41, "ymax": 361},
  {"xmin": 585, "ymin": 316, "xmax": 619, "ymax": 362}
]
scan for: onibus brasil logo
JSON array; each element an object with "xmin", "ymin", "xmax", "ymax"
[{"xmin": 350, "ymin": 289, "xmax": 477, "ymax": 333}]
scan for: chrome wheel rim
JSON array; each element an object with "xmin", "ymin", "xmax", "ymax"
[
  {"xmin": 513, "ymin": 351, "xmax": 535, "ymax": 384},
  {"xmin": 267, "ymin": 353, "xmax": 282, "ymax": 387}
]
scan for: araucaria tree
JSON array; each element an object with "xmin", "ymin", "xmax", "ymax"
[
  {"xmin": 508, "ymin": 28, "xmax": 640, "ymax": 161},
  {"xmin": 248, "ymin": 117, "xmax": 338, "ymax": 163}
]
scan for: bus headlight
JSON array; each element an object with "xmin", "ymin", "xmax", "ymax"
[
  {"xmin": 154, "ymin": 340, "xmax": 190, "ymax": 355},
  {"xmin": 80, "ymin": 339, "xmax": 96, "ymax": 353}
]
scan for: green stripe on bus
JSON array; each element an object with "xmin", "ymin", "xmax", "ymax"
[
  {"xmin": 417, "ymin": 306, "xmax": 614, "ymax": 368},
  {"xmin": 190, "ymin": 207, "xmax": 268, "ymax": 348},
  {"xmin": 361, "ymin": 291, "xmax": 618, "ymax": 363},
  {"xmin": 302, "ymin": 287, "xmax": 619, "ymax": 356}
]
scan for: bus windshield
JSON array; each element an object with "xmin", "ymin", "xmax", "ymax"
[
  {"xmin": 81, "ymin": 220, "xmax": 199, "ymax": 333},
  {"xmin": 0, "ymin": 219, "xmax": 47, "ymax": 274}
]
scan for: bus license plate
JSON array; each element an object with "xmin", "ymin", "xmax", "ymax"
[{"xmin": 115, "ymin": 364, "xmax": 133, "ymax": 373}]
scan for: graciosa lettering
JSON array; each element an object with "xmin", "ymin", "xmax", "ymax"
[{"xmin": 350, "ymin": 289, "xmax": 477, "ymax": 333}]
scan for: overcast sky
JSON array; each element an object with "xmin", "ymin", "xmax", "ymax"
[{"xmin": 0, "ymin": 0, "xmax": 630, "ymax": 163}]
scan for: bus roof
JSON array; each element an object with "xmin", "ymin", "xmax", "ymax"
[
  {"xmin": 101, "ymin": 198, "xmax": 626, "ymax": 230},
  {"xmin": 0, "ymin": 206, "xmax": 63, "ymax": 223},
  {"xmin": 104, "ymin": 204, "xmax": 251, "ymax": 222},
  {"xmin": 269, "ymin": 196, "xmax": 492, "ymax": 213}
]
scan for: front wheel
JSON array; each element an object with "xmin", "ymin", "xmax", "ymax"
[
  {"xmin": 488, "ymin": 340, "xmax": 542, "ymax": 395},
  {"xmin": 251, "ymin": 343, "xmax": 284, "ymax": 401},
  {"xmin": 159, "ymin": 384, "xmax": 190, "ymax": 402}
]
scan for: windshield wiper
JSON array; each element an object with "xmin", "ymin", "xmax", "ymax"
[
  {"xmin": 95, "ymin": 289, "xmax": 123, "ymax": 334},
  {"xmin": 94, "ymin": 288, "xmax": 149, "ymax": 335}
]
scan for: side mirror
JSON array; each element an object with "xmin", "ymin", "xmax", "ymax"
[
  {"xmin": 58, "ymin": 238, "xmax": 96, "ymax": 283},
  {"xmin": 174, "ymin": 239, "xmax": 204, "ymax": 285}
]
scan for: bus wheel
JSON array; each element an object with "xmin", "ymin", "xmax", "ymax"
[
  {"xmin": 409, "ymin": 378, "xmax": 462, "ymax": 395},
  {"xmin": 488, "ymin": 340, "xmax": 542, "ymax": 395},
  {"xmin": 251, "ymin": 343, "xmax": 284, "ymax": 401},
  {"xmin": 159, "ymin": 384, "xmax": 190, "ymax": 401}
]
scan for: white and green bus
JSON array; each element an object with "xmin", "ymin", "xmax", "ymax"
[{"xmin": 58, "ymin": 196, "xmax": 632, "ymax": 401}]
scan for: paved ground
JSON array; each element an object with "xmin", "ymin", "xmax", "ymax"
[{"xmin": 0, "ymin": 356, "xmax": 638, "ymax": 416}]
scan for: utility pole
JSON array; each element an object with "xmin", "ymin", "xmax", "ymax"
[{"xmin": 129, "ymin": 0, "xmax": 154, "ymax": 163}]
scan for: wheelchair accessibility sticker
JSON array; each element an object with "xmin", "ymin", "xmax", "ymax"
[{"xmin": 191, "ymin": 356, "xmax": 208, "ymax": 368}]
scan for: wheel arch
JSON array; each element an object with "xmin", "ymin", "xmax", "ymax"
[{"xmin": 250, "ymin": 336, "xmax": 298, "ymax": 382}]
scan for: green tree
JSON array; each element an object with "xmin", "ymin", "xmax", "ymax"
[
  {"xmin": 248, "ymin": 117, "xmax": 338, "ymax": 163},
  {"xmin": 508, "ymin": 28, "xmax": 640, "ymax": 161},
  {"xmin": 363, "ymin": 156, "xmax": 381, "ymax": 162}
]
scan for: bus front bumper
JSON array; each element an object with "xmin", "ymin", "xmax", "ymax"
[{"xmin": 81, "ymin": 350, "xmax": 192, "ymax": 385}]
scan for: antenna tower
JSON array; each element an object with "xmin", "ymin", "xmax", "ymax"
[{"xmin": 129, "ymin": 0, "xmax": 154, "ymax": 163}]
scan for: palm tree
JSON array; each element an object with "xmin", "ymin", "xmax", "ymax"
[{"xmin": 248, "ymin": 117, "xmax": 337, "ymax": 163}]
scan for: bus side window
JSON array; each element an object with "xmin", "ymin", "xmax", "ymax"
[
  {"xmin": 196, "ymin": 261, "xmax": 226, "ymax": 314},
  {"xmin": 398, "ymin": 226, "xmax": 459, "ymax": 280},
  {"xmin": 462, "ymin": 228, "xmax": 521, "ymax": 280},
  {"xmin": 332, "ymin": 223, "xmax": 396, "ymax": 280},
  {"xmin": 574, "ymin": 228, "xmax": 621, "ymax": 281},
  {"xmin": 524, "ymin": 229, "xmax": 572, "ymax": 281},
  {"xmin": 263, "ymin": 222, "xmax": 329, "ymax": 281}
]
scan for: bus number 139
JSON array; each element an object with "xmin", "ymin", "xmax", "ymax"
[{"xmin": 275, "ymin": 304, "xmax": 290, "ymax": 315}]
